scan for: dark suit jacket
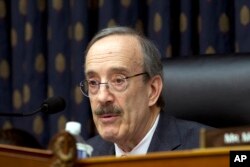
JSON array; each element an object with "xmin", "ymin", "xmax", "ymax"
[{"xmin": 87, "ymin": 110, "xmax": 210, "ymax": 156}]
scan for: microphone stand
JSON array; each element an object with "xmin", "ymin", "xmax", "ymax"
[
  {"xmin": 0, "ymin": 96, "xmax": 65, "ymax": 117},
  {"xmin": 0, "ymin": 105, "xmax": 48, "ymax": 117}
]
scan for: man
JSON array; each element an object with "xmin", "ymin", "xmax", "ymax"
[{"xmin": 81, "ymin": 26, "xmax": 210, "ymax": 157}]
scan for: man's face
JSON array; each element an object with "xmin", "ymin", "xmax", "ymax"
[{"xmin": 85, "ymin": 35, "xmax": 153, "ymax": 147}]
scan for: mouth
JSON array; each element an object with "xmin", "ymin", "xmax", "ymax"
[{"xmin": 98, "ymin": 113, "xmax": 120, "ymax": 124}]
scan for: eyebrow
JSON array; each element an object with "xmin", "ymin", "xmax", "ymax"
[
  {"xmin": 85, "ymin": 67, "xmax": 129, "ymax": 77},
  {"xmin": 109, "ymin": 67, "xmax": 129, "ymax": 74}
]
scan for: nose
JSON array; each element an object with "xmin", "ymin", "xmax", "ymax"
[{"xmin": 96, "ymin": 83, "xmax": 114, "ymax": 104}]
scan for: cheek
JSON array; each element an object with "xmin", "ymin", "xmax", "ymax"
[
  {"xmin": 126, "ymin": 86, "xmax": 149, "ymax": 109},
  {"xmin": 89, "ymin": 98, "xmax": 101, "ymax": 115},
  {"xmin": 127, "ymin": 88, "xmax": 149, "ymax": 117},
  {"xmin": 122, "ymin": 90, "xmax": 148, "ymax": 123},
  {"xmin": 92, "ymin": 114, "xmax": 99, "ymax": 128}
]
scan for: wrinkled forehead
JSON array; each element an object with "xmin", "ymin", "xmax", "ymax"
[
  {"xmin": 87, "ymin": 35, "xmax": 141, "ymax": 58},
  {"xmin": 85, "ymin": 35, "xmax": 144, "ymax": 74}
]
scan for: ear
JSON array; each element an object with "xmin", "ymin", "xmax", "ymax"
[{"xmin": 147, "ymin": 75, "xmax": 163, "ymax": 107}]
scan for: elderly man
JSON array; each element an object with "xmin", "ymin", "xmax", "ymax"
[{"xmin": 81, "ymin": 26, "xmax": 210, "ymax": 156}]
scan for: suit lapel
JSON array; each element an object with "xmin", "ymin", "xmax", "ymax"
[
  {"xmin": 90, "ymin": 136, "xmax": 115, "ymax": 156},
  {"xmin": 98, "ymin": 142, "xmax": 115, "ymax": 156},
  {"xmin": 148, "ymin": 111, "xmax": 181, "ymax": 152}
]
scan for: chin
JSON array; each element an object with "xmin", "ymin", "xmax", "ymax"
[{"xmin": 99, "ymin": 129, "xmax": 120, "ymax": 142}]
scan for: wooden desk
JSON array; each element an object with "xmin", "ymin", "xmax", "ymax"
[
  {"xmin": 0, "ymin": 144, "xmax": 53, "ymax": 167},
  {"xmin": 77, "ymin": 146, "xmax": 250, "ymax": 167},
  {"xmin": 1, "ymin": 144, "xmax": 250, "ymax": 167}
]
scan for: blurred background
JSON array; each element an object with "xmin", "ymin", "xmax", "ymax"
[{"xmin": 0, "ymin": 0, "xmax": 250, "ymax": 147}]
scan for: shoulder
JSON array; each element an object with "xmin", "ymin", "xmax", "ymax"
[
  {"xmin": 174, "ymin": 117, "xmax": 213, "ymax": 149},
  {"xmin": 87, "ymin": 135, "xmax": 102, "ymax": 144},
  {"xmin": 174, "ymin": 116, "xmax": 212, "ymax": 130},
  {"xmin": 161, "ymin": 112, "xmax": 212, "ymax": 136},
  {"xmin": 159, "ymin": 110, "xmax": 212, "ymax": 131},
  {"xmin": 156, "ymin": 111, "xmax": 212, "ymax": 150}
]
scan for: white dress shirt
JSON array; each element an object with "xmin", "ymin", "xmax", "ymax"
[{"xmin": 115, "ymin": 114, "xmax": 160, "ymax": 157}]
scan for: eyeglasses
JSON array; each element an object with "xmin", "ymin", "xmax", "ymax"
[{"xmin": 80, "ymin": 72, "xmax": 148, "ymax": 97}]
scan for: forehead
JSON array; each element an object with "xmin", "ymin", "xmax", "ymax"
[{"xmin": 85, "ymin": 35, "xmax": 143, "ymax": 75}]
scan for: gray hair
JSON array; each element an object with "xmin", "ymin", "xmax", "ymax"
[{"xmin": 84, "ymin": 26, "xmax": 165, "ymax": 108}]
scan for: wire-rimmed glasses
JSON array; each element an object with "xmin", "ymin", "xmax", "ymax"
[{"xmin": 80, "ymin": 72, "xmax": 148, "ymax": 97}]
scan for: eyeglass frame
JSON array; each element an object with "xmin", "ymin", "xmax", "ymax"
[{"xmin": 79, "ymin": 72, "xmax": 148, "ymax": 97}]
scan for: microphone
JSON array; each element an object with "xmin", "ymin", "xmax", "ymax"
[{"xmin": 0, "ymin": 96, "xmax": 66, "ymax": 117}]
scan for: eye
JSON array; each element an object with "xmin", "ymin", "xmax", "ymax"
[
  {"xmin": 111, "ymin": 75, "xmax": 126, "ymax": 85},
  {"xmin": 88, "ymin": 80, "xmax": 99, "ymax": 87}
]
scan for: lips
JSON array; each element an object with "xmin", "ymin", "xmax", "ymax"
[{"xmin": 98, "ymin": 113, "xmax": 120, "ymax": 124}]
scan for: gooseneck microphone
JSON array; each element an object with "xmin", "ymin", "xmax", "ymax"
[{"xmin": 0, "ymin": 96, "xmax": 66, "ymax": 117}]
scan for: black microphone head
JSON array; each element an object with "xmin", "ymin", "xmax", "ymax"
[{"xmin": 41, "ymin": 96, "xmax": 66, "ymax": 114}]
